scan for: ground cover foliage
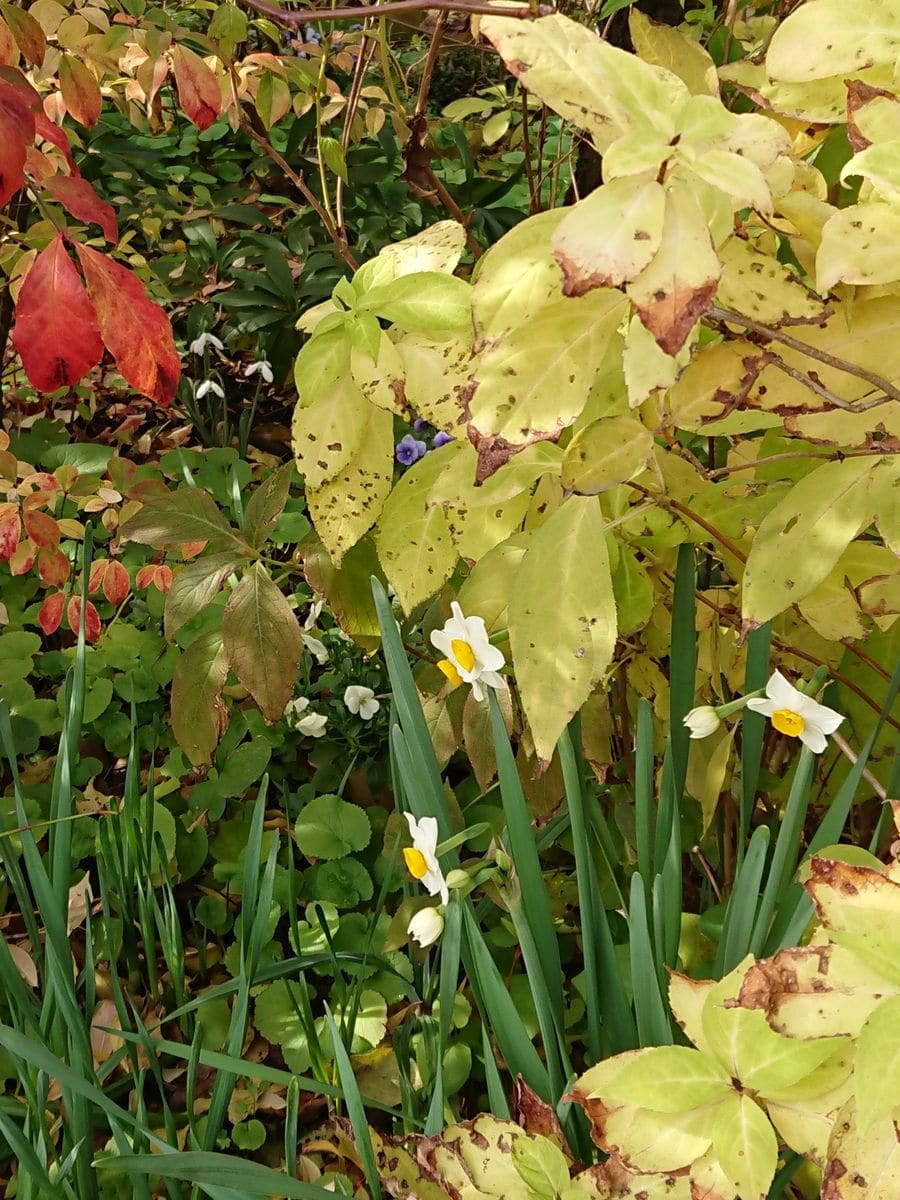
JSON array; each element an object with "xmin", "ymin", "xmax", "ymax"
[{"xmin": 0, "ymin": 0, "xmax": 898, "ymax": 1196}]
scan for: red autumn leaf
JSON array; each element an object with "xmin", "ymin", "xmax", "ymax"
[
  {"xmin": 45, "ymin": 174, "xmax": 118, "ymax": 243},
  {"xmin": 11, "ymin": 233, "xmax": 104, "ymax": 392},
  {"xmin": 34, "ymin": 111, "xmax": 76, "ymax": 172},
  {"xmin": 23, "ymin": 507, "xmax": 59, "ymax": 548},
  {"xmin": 66, "ymin": 595, "xmax": 101, "ymax": 642},
  {"xmin": 74, "ymin": 242, "xmax": 180, "ymax": 405},
  {"xmin": 169, "ymin": 44, "xmax": 221, "ymax": 131},
  {"xmin": 135, "ymin": 564, "xmax": 155, "ymax": 589},
  {"xmin": 37, "ymin": 546, "xmax": 69, "ymax": 586},
  {"xmin": 58, "ymin": 55, "xmax": 101, "ymax": 128},
  {"xmin": 103, "ymin": 559, "xmax": 129, "ymax": 605},
  {"xmin": 38, "ymin": 590, "xmax": 65, "ymax": 635},
  {"xmin": 9, "ymin": 538, "xmax": 34, "ymax": 575},
  {"xmin": 182, "ymin": 539, "xmax": 207, "ymax": 559},
  {"xmin": 0, "ymin": 4, "xmax": 45, "ymax": 67},
  {"xmin": 0, "ymin": 74, "xmax": 36, "ymax": 206},
  {"xmin": 154, "ymin": 564, "xmax": 173, "ymax": 593},
  {"xmin": 0, "ymin": 501, "xmax": 20, "ymax": 560}
]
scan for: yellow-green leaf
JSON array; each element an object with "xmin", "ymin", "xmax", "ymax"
[
  {"xmin": 509, "ymin": 496, "xmax": 616, "ymax": 762},
  {"xmin": 711, "ymin": 1093, "xmax": 777, "ymax": 1200},
  {"xmin": 855, "ymin": 995, "xmax": 900, "ymax": 1132},
  {"xmin": 306, "ymin": 404, "xmax": 393, "ymax": 565},
  {"xmin": 374, "ymin": 442, "xmax": 458, "ymax": 613},
  {"xmin": 469, "ymin": 289, "xmax": 626, "ymax": 441},
  {"xmin": 766, "ymin": 0, "xmax": 900, "ymax": 83},
  {"xmin": 626, "ymin": 180, "xmax": 719, "ymax": 355},
  {"xmin": 561, "ymin": 415, "xmax": 653, "ymax": 494},
  {"xmin": 551, "ymin": 176, "xmax": 666, "ymax": 293},
  {"xmin": 291, "ymin": 375, "xmax": 370, "ymax": 491},
  {"xmin": 472, "ymin": 209, "xmax": 566, "ymax": 338},
  {"xmin": 480, "ymin": 12, "xmax": 688, "ymax": 151},
  {"xmin": 741, "ymin": 455, "xmax": 882, "ymax": 626},
  {"xmin": 171, "ymin": 629, "xmax": 229, "ymax": 765},
  {"xmin": 629, "ymin": 9, "xmax": 717, "ymax": 96},
  {"xmin": 817, "ymin": 202, "xmax": 900, "ymax": 290}
]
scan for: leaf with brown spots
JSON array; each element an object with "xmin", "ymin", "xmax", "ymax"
[{"xmin": 626, "ymin": 180, "xmax": 719, "ymax": 355}]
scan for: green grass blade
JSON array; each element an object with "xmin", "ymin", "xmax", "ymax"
[
  {"xmin": 628, "ymin": 874, "xmax": 672, "ymax": 1047},
  {"xmin": 634, "ymin": 698, "xmax": 654, "ymax": 894},
  {"xmin": 738, "ymin": 622, "xmax": 771, "ymax": 859},
  {"xmin": 489, "ymin": 691, "xmax": 564, "ymax": 1022},
  {"xmin": 717, "ymin": 825, "xmax": 770, "ymax": 974},
  {"xmin": 324, "ymin": 1006, "xmax": 382, "ymax": 1200},
  {"xmin": 425, "ymin": 893, "xmax": 462, "ymax": 1135},
  {"xmin": 751, "ymin": 748, "xmax": 817, "ymax": 957},
  {"xmin": 668, "ymin": 543, "xmax": 697, "ymax": 803},
  {"xmin": 99, "ymin": 1152, "xmax": 340, "ymax": 1199}
]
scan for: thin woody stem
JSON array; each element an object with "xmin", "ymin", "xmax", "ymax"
[
  {"xmin": 238, "ymin": 0, "xmax": 545, "ymax": 27},
  {"xmin": 708, "ymin": 304, "xmax": 900, "ymax": 406}
]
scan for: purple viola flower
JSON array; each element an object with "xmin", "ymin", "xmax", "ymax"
[
  {"xmin": 433, "ymin": 431, "xmax": 454, "ymax": 448},
  {"xmin": 413, "ymin": 417, "xmax": 428, "ymax": 434},
  {"xmin": 396, "ymin": 434, "xmax": 427, "ymax": 466}
]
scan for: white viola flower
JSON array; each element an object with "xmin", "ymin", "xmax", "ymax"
[
  {"xmin": 408, "ymin": 906, "xmax": 444, "ymax": 949},
  {"xmin": 196, "ymin": 379, "xmax": 224, "ymax": 400},
  {"xmin": 403, "ymin": 812, "xmax": 448, "ymax": 905},
  {"xmin": 746, "ymin": 670, "xmax": 843, "ymax": 754},
  {"xmin": 303, "ymin": 633, "xmax": 329, "ymax": 665},
  {"xmin": 189, "ymin": 331, "xmax": 224, "ymax": 356},
  {"xmin": 430, "ymin": 601, "xmax": 506, "ymax": 703},
  {"xmin": 344, "ymin": 685, "xmax": 380, "ymax": 720},
  {"xmin": 284, "ymin": 695, "xmax": 327, "ymax": 738},
  {"xmin": 245, "ymin": 359, "xmax": 274, "ymax": 384},
  {"xmin": 304, "ymin": 597, "xmax": 324, "ymax": 631},
  {"xmin": 683, "ymin": 706, "xmax": 721, "ymax": 739}
]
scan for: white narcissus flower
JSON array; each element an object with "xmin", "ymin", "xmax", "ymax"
[
  {"xmin": 196, "ymin": 379, "xmax": 224, "ymax": 400},
  {"xmin": 189, "ymin": 331, "xmax": 224, "ymax": 356},
  {"xmin": 408, "ymin": 906, "xmax": 444, "ymax": 948},
  {"xmin": 403, "ymin": 813, "xmax": 449, "ymax": 905},
  {"xmin": 245, "ymin": 359, "xmax": 274, "ymax": 383},
  {"xmin": 430, "ymin": 601, "xmax": 506, "ymax": 703},
  {"xmin": 284, "ymin": 696, "xmax": 327, "ymax": 738},
  {"xmin": 344, "ymin": 685, "xmax": 380, "ymax": 720},
  {"xmin": 746, "ymin": 670, "xmax": 843, "ymax": 754},
  {"xmin": 683, "ymin": 706, "xmax": 721, "ymax": 739},
  {"xmin": 304, "ymin": 597, "xmax": 324, "ymax": 631}
]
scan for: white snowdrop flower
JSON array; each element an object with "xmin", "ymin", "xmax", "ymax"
[
  {"xmin": 430, "ymin": 601, "xmax": 506, "ymax": 703},
  {"xmin": 245, "ymin": 359, "xmax": 273, "ymax": 383},
  {"xmin": 344, "ymin": 685, "xmax": 380, "ymax": 720},
  {"xmin": 403, "ymin": 813, "xmax": 448, "ymax": 905},
  {"xmin": 196, "ymin": 379, "xmax": 224, "ymax": 400},
  {"xmin": 189, "ymin": 332, "xmax": 224, "ymax": 356},
  {"xmin": 683, "ymin": 706, "xmax": 722, "ymax": 739},
  {"xmin": 746, "ymin": 670, "xmax": 843, "ymax": 754},
  {"xmin": 408, "ymin": 906, "xmax": 444, "ymax": 948}
]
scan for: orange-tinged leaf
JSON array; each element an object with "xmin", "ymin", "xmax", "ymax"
[
  {"xmin": 0, "ymin": 14, "xmax": 17, "ymax": 65},
  {"xmin": 34, "ymin": 111, "xmax": 76, "ymax": 172},
  {"xmin": 1, "ymin": 5, "xmax": 44, "ymax": 66},
  {"xmin": 24, "ymin": 144, "xmax": 54, "ymax": 183},
  {"xmin": 23, "ymin": 507, "xmax": 59, "ymax": 548},
  {"xmin": 169, "ymin": 44, "xmax": 221, "ymax": 131},
  {"xmin": 58, "ymin": 55, "xmax": 101, "ymax": 127},
  {"xmin": 9, "ymin": 537, "xmax": 34, "ymax": 575},
  {"xmin": 37, "ymin": 546, "xmax": 69, "ymax": 585},
  {"xmin": 0, "ymin": 502, "xmax": 21, "ymax": 560},
  {"xmin": 11, "ymin": 234, "xmax": 104, "ymax": 392},
  {"xmin": 66, "ymin": 595, "xmax": 101, "ymax": 642},
  {"xmin": 74, "ymin": 242, "xmax": 180, "ymax": 404},
  {"xmin": 88, "ymin": 558, "xmax": 107, "ymax": 593},
  {"xmin": 45, "ymin": 174, "xmax": 117, "ymax": 242},
  {"xmin": 39, "ymin": 590, "xmax": 65, "ymax": 635},
  {"xmin": 103, "ymin": 559, "xmax": 129, "ymax": 604},
  {"xmin": 0, "ymin": 75, "xmax": 36, "ymax": 206}
]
